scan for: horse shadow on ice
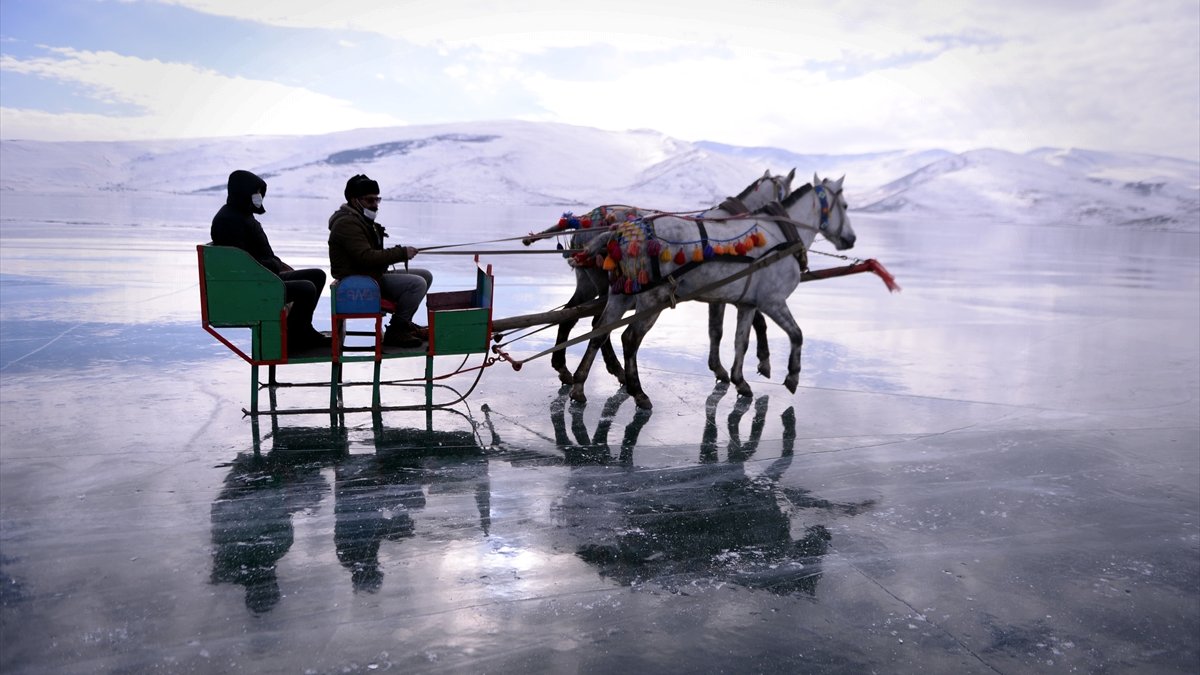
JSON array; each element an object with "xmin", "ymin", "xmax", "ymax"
[
  {"xmin": 485, "ymin": 384, "xmax": 876, "ymax": 596},
  {"xmin": 210, "ymin": 415, "xmax": 490, "ymax": 611}
]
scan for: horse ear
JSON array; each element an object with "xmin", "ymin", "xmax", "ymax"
[
  {"xmin": 762, "ymin": 169, "xmax": 771, "ymax": 179},
  {"xmin": 786, "ymin": 168, "xmax": 795, "ymax": 183},
  {"xmin": 834, "ymin": 175, "xmax": 845, "ymax": 189},
  {"xmin": 813, "ymin": 172, "xmax": 820, "ymax": 185}
]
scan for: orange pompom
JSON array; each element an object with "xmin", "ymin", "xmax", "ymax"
[
  {"xmin": 692, "ymin": 247, "xmax": 704, "ymax": 262},
  {"xmin": 602, "ymin": 256, "xmax": 617, "ymax": 271}
]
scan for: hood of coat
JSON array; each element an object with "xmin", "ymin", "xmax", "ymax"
[{"xmin": 227, "ymin": 170, "xmax": 267, "ymax": 215}]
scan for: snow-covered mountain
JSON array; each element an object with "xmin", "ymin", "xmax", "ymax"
[{"xmin": 1, "ymin": 120, "xmax": 1196, "ymax": 229}]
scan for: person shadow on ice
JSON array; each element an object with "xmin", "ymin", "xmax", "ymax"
[
  {"xmin": 334, "ymin": 417, "xmax": 491, "ymax": 593},
  {"xmin": 210, "ymin": 450, "xmax": 333, "ymax": 613}
]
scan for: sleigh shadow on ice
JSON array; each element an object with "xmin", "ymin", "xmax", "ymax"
[{"xmin": 210, "ymin": 416, "xmax": 491, "ymax": 611}]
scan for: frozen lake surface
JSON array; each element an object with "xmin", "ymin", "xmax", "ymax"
[{"xmin": 2, "ymin": 194, "xmax": 1198, "ymax": 674}]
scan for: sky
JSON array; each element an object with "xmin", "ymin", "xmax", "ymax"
[{"xmin": 1, "ymin": 0, "xmax": 1198, "ymax": 161}]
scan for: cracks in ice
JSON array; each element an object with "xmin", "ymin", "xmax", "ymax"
[
  {"xmin": 0, "ymin": 324, "xmax": 79, "ymax": 372},
  {"xmin": 837, "ymin": 549, "xmax": 1005, "ymax": 674}
]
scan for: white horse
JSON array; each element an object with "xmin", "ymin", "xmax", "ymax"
[
  {"xmin": 522, "ymin": 169, "xmax": 795, "ymax": 385},
  {"xmin": 569, "ymin": 174, "xmax": 856, "ymax": 410}
]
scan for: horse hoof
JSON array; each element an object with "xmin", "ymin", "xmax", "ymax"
[
  {"xmin": 557, "ymin": 371, "xmax": 574, "ymax": 385},
  {"xmin": 757, "ymin": 363, "xmax": 771, "ymax": 379},
  {"xmin": 634, "ymin": 395, "xmax": 653, "ymax": 410},
  {"xmin": 712, "ymin": 368, "xmax": 730, "ymax": 383},
  {"xmin": 569, "ymin": 387, "xmax": 587, "ymax": 403},
  {"xmin": 784, "ymin": 377, "xmax": 798, "ymax": 393},
  {"xmin": 736, "ymin": 385, "xmax": 753, "ymax": 398}
]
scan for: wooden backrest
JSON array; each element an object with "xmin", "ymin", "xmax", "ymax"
[{"xmin": 198, "ymin": 245, "xmax": 286, "ymax": 327}]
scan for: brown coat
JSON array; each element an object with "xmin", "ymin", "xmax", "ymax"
[{"xmin": 327, "ymin": 204, "xmax": 409, "ymax": 280}]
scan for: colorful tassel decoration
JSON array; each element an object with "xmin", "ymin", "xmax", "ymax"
[
  {"xmin": 646, "ymin": 239, "xmax": 661, "ymax": 256},
  {"xmin": 624, "ymin": 278, "xmax": 634, "ymax": 294},
  {"xmin": 734, "ymin": 242, "xmax": 748, "ymax": 256},
  {"xmin": 702, "ymin": 244, "xmax": 714, "ymax": 259},
  {"xmin": 638, "ymin": 269, "xmax": 650, "ymax": 285},
  {"xmin": 661, "ymin": 248, "xmax": 672, "ymax": 263},
  {"xmin": 627, "ymin": 241, "xmax": 640, "ymax": 257},
  {"xmin": 581, "ymin": 217, "xmax": 592, "ymax": 228},
  {"xmin": 752, "ymin": 231, "xmax": 766, "ymax": 247},
  {"xmin": 602, "ymin": 256, "xmax": 617, "ymax": 271},
  {"xmin": 607, "ymin": 240, "xmax": 622, "ymax": 262},
  {"xmin": 674, "ymin": 250, "xmax": 686, "ymax": 265},
  {"xmin": 692, "ymin": 247, "xmax": 704, "ymax": 262}
]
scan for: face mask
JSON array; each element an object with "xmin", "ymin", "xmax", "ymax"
[
  {"xmin": 251, "ymin": 193, "xmax": 264, "ymax": 209},
  {"xmin": 362, "ymin": 208, "xmax": 377, "ymax": 221}
]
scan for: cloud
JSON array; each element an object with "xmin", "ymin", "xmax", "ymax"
[{"xmin": 0, "ymin": 47, "xmax": 405, "ymax": 140}]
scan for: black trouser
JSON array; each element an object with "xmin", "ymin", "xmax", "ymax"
[{"xmin": 279, "ymin": 268, "xmax": 326, "ymax": 340}]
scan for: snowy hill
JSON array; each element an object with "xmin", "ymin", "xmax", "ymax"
[
  {"xmin": 856, "ymin": 148, "xmax": 1200, "ymax": 229},
  {"xmin": 1, "ymin": 120, "xmax": 1196, "ymax": 229}
]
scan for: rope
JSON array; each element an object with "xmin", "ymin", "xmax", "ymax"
[
  {"xmin": 416, "ymin": 248, "xmax": 583, "ymax": 256},
  {"xmin": 417, "ymin": 233, "xmax": 541, "ymax": 251}
]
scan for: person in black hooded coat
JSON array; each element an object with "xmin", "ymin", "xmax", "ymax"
[{"xmin": 211, "ymin": 169, "xmax": 331, "ymax": 351}]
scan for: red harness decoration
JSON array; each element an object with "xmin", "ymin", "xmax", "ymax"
[{"xmin": 802, "ymin": 259, "xmax": 901, "ymax": 292}]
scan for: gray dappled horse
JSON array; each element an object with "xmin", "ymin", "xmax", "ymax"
[
  {"xmin": 570, "ymin": 174, "xmax": 856, "ymax": 409},
  {"xmin": 523, "ymin": 169, "xmax": 795, "ymax": 385}
]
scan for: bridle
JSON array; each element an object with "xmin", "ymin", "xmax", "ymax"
[{"xmin": 813, "ymin": 182, "xmax": 846, "ymax": 234}]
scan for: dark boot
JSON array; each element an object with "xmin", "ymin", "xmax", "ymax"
[{"xmin": 383, "ymin": 324, "xmax": 422, "ymax": 348}]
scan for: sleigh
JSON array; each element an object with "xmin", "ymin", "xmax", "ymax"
[{"xmin": 197, "ymin": 244, "xmax": 494, "ymax": 417}]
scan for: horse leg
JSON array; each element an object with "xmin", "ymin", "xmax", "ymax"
[
  {"xmin": 620, "ymin": 306, "xmax": 664, "ymax": 410},
  {"xmin": 554, "ymin": 269, "xmax": 602, "ymax": 384},
  {"xmin": 759, "ymin": 302, "xmax": 805, "ymax": 393},
  {"xmin": 753, "ymin": 310, "xmax": 771, "ymax": 379},
  {"xmin": 552, "ymin": 317, "xmax": 578, "ymax": 384},
  {"xmin": 707, "ymin": 303, "xmax": 731, "ymax": 382},
  {"xmin": 596, "ymin": 316, "xmax": 626, "ymax": 385},
  {"xmin": 569, "ymin": 297, "xmax": 630, "ymax": 404},
  {"xmin": 728, "ymin": 305, "xmax": 758, "ymax": 399}
]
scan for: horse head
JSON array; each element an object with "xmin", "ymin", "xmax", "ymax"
[{"xmin": 811, "ymin": 173, "xmax": 855, "ymax": 251}]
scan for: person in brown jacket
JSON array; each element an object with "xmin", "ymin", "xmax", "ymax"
[{"xmin": 328, "ymin": 174, "xmax": 433, "ymax": 348}]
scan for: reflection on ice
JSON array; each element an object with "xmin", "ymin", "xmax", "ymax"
[
  {"xmin": 210, "ymin": 451, "xmax": 331, "ymax": 613},
  {"xmin": 212, "ymin": 417, "xmax": 493, "ymax": 611},
  {"xmin": 538, "ymin": 383, "xmax": 876, "ymax": 595}
]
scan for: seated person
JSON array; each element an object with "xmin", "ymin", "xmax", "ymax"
[
  {"xmin": 327, "ymin": 174, "xmax": 433, "ymax": 349},
  {"xmin": 211, "ymin": 169, "xmax": 331, "ymax": 351}
]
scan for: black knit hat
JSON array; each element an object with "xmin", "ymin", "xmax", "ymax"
[{"xmin": 345, "ymin": 174, "xmax": 380, "ymax": 202}]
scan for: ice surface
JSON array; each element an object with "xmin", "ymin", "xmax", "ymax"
[{"xmin": 0, "ymin": 188, "xmax": 1197, "ymax": 674}]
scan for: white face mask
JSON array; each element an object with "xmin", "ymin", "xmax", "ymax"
[
  {"xmin": 251, "ymin": 193, "xmax": 264, "ymax": 209},
  {"xmin": 362, "ymin": 207, "xmax": 377, "ymax": 221}
]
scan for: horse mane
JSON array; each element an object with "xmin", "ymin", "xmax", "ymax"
[
  {"xmin": 750, "ymin": 183, "xmax": 811, "ymax": 213},
  {"xmin": 733, "ymin": 178, "xmax": 764, "ymax": 201},
  {"xmin": 781, "ymin": 183, "xmax": 813, "ymax": 207}
]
